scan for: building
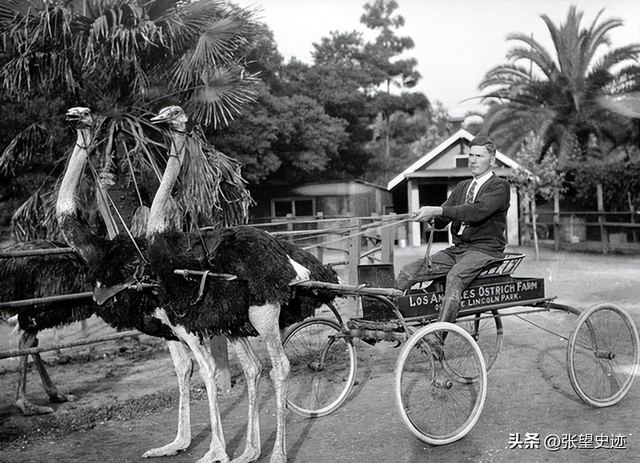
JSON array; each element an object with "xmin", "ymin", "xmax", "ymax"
[
  {"xmin": 250, "ymin": 179, "xmax": 392, "ymax": 221},
  {"xmin": 387, "ymin": 129, "xmax": 521, "ymax": 247}
]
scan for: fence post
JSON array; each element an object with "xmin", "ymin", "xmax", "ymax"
[
  {"xmin": 629, "ymin": 192, "xmax": 638, "ymax": 243},
  {"xmin": 316, "ymin": 212, "xmax": 324, "ymax": 262},
  {"xmin": 348, "ymin": 217, "xmax": 362, "ymax": 284},
  {"xmin": 597, "ymin": 183, "xmax": 608, "ymax": 254},
  {"xmin": 553, "ymin": 189, "xmax": 561, "ymax": 251},
  {"xmin": 381, "ymin": 213, "xmax": 396, "ymax": 264},
  {"xmin": 210, "ymin": 336, "xmax": 231, "ymax": 393}
]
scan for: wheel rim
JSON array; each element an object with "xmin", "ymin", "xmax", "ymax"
[
  {"xmin": 396, "ymin": 323, "xmax": 487, "ymax": 444},
  {"xmin": 284, "ymin": 319, "xmax": 356, "ymax": 417},
  {"xmin": 568, "ymin": 304, "xmax": 639, "ymax": 406}
]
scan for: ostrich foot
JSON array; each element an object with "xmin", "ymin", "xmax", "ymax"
[
  {"xmin": 268, "ymin": 450, "xmax": 287, "ymax": 463},
  {"xmin": 195, "ymin": 449, "xmax": 230, "ymax": 463},
  {"xmin": 16, "ymin": 398, "xmax": 54, "ymax": 416},
  {"xmin": 142, "ymin": 439, "xmax": 191, "ymax": 458},
  {"xmin": 49, "ymin": 391, "xmax": 72, "ymax": 403},
  {"xmin": 230, "ymin": 447, "xmax": 261, "ymax": 463}
]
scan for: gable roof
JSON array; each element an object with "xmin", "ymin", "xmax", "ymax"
[{"xmin": 387, "ymin": 129, "xmax": 520, "ymax": 190}]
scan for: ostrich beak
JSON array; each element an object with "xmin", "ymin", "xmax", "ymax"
[{"xmin": 150, "ymin": 113, "xmax": 169, "ymax": 124}]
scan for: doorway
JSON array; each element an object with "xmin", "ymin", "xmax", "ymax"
[{"xmin": 418, "ymin": 183, "xmax": 449, "ymax": 242}]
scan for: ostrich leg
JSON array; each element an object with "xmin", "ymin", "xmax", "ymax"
[
  {"xmin": 249, "ymin": 304, "xmax": 289, "ymax": 463},
  {"xmin": 32, "ymin": 347, "xmax": 71, "ymax": 403},
  {"xmin": 154, "ymin": 309, "xmax": 228, "ymax": 463},
  {"xmin": 229, "ymin": 337, "xmax": 263, "ymax": 463},
  {"xmin": 15, "ymin": 332, "xmax": 58, "ymax": 415},
  {"xmin": 143, "ymin": 340, "xmax": 194, "ymax": 458}
]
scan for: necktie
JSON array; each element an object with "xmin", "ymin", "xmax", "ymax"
[{"xmin": 465, "ymin": 180, "xmax": 477, "ymax": 204}]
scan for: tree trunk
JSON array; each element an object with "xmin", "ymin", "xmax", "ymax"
[
  {"xmin": 597, "ymin": 183, "xmax": 608, "ymax": 254},
  {"xmin": 553, "ymin": 189, "xmax": 560, "ymax": 251},
  {"xmin": 531, "ymin": 197, "xmax": 539, "ymax": 261}
]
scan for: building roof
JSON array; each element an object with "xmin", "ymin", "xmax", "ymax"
[{"xmin": 386, "ymin": 129, "xmax": 520, "ymax": 191}]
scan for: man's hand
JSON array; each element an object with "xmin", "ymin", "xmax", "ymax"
[{"xmin": 413, "ymin": 206, "xmax": 443, "ymax": 222}]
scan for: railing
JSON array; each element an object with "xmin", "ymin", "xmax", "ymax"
[
  {"xmin": 525, "ymin": 210, "xmax": 639, "ymax": 254},
  {"xmin": 0, "ymin": 214, "xmax": 407, "ymax": 392}
]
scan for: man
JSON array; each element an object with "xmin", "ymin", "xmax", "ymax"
[{"xmin": 396, "ymin": 136, "xmax": 511, "ymax": 333}]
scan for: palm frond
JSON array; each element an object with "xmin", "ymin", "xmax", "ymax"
[
  {"xmin": 182, "ymin": 63, "xmax": 260, "ymax": 127},
  {"xmin": 176, "ymin": 125, "xmax": 252, "ymax": 230},
  {"xmin": 0, "ymin": 123, "xmax": 53, "ymax": 175}
]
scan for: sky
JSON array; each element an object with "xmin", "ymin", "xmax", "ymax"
[{"xmin": 233, "ymin": 0, "xmax": 640, "ymax": 117}]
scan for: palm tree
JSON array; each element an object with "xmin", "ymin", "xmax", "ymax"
[
  {"xmin": 0, "ymin": 0, "xmax": 259, "ymax": 238},
  {"xmin": 479, "ymin": 6, "xmax": 640, "ymax": 167}
]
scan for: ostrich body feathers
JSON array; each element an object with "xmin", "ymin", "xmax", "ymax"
[
  {"xmin": 147, "ymin": 226, "xmax": 338, "ymax": 337},
  {"xmin": 88, "ymin": 235, "xmax": 178, "ymax": 341},
  {"xmin": 0, "ymin": 240, "xmax": 93, "ymax": 333}
]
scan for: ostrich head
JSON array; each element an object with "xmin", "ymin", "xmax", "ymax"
[
  {"xmin": 150, "ymin": 106, "xmax": 188, "ymax": 132},
  {"xmin": 65, "ymin": 107, "xmax": 93, "ymax": 129}
]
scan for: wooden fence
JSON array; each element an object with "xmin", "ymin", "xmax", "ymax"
[{"xmin": 0, "ymin": 214, "xmax": 404, "ymax": 391}]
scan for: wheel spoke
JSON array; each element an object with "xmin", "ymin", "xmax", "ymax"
[
  {"xmin": 395, "ymin": 322, "xmax": 487, "ymax": 445},
  {"xmin": 567, "ymin": 304, "xmax": 639, "ymax": 407},
  {"xmin": 284, "ymin": 318, "xmax": 357, "ymax": 417}
]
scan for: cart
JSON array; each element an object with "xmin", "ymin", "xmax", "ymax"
[{"xmin": 285, "ymin": 253, "xmax": 640, "ymax": 446}]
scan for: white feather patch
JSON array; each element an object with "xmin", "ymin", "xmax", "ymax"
[{"xmin": 287, "ymin": 255, "xmax": 310, "ymax": 281}]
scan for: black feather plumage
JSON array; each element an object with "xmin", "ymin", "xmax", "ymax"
[
  {"xmin": 88, "ymin": 235, "xmax": 178, "ymax": 341},
  {"xmin": 0, "ymin": 240, "xmax": 94, "ymax": 333},
  {"xmin": 146, "ymin": 226, "xmax": 338, "ymax": 337}
]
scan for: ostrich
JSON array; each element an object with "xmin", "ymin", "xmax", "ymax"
[
  {"xmin": 0, "ymin": 239, "xmax": 93, "ymax": 415},
  {"xmin": 57, "ymin": 107, "xmax": 198, "ymax": 458},
  {"xmin": 129, "ymin": 105, "xmax": 338, "ymax": 463}
]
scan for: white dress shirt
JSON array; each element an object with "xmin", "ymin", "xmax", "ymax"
[{"xmin": 458, "ymin": 171, "xmax": 495, "ymax": 235}]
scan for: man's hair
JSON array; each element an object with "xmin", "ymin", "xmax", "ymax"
[{"xmin": 470, "ymin": 136, "xmax": 496, "ymax": 156}]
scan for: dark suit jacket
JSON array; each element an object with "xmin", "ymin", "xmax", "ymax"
[{"xmin": 434, "ymin": 173, "xmax": 511, "ymax": 255}]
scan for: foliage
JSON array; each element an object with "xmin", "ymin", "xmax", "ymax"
[
  {"xmin": 509, "ymin": 132, "xmax": 565, "ymax": 201},
  {"xmin": 571, "ymin": 151, "xmax": 640, "ymax": 212},
  {"xmin": 208, "ymin": 85, "xmax": 348, "ymax": 184},
  {"xmin": 480, "ymin": 6, "xmax": 640, "ymax": 167},
  {"xmin": 0, "ymin": 0, "xmax": 261, "ymax": 239}
]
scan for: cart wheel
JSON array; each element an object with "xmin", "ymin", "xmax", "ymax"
[
  {"xmin": 457, "ymin": 310, "xmax": 503, "ymax": 375},
  {"xmin": 395, "ymin": 322, "xmax": 487, "ymax": 445},
  {"xmin": 283, "ymin": 318, "xmax": 357, "ymax": 417},
  {"xmin": 567, "ymin": 303, "xmax": 640, "ymax": 407}
]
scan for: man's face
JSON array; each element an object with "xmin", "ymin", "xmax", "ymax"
[{"xmin": 468, "ymin": 145, "xmax": 495, "ymax": 178}]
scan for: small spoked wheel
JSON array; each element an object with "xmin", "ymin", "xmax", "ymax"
[
  {"xmin": 567, "ymin": 303, "xmax": 639, "ymax": 407},
  {"xmin": 283, "ymin": 318, "xmax": 357, "ymax": 417},
  {"xmin": 457, "ymin": 310, "xmax": 503, "ymax": 375},
  {"xmin": 395, "ymin": 322, "xmax": 487, "ymax": 445}
]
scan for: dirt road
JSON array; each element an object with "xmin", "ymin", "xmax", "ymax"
[{"xmin": 1, "ymin": 244, "xmax": 638, "ymax": 462}]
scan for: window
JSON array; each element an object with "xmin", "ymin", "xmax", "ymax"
[
  {"xmin": 455, "ymin": 142, "xmax": 468, "ymax": 167},
  {"xmin": 272, "ymin": 198, "xmax": 315, "ymax": 217}
]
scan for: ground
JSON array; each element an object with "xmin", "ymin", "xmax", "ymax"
[{"xmin": 0, "ymin": 243, "xmax": 639, "ymax": 463}]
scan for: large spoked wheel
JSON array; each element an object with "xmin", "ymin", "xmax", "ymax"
[
  {"xmin": 457, "ymin": 310, "xmax": 503, "ymax": 375},
  {"xmin": 567, "ymin": 303, "xmax": 639, "ymax": 407},
  {"xmin": 283, "ymin": 318, "xmax": 357, "ymax": 417},
  {"xmin": 395, "ymin": 322, "xmax": 487, "ymax": 446}
]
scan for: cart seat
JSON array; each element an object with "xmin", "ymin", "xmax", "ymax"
[{"xmin": 476, "ymin": 253, "xmax": 526, "ymax": 279}]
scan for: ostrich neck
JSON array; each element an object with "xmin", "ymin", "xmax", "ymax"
[
  {"xmin": 56, "ymin": 127, "xmax": 102, "ymax": 264},
  {"xmin": 147, "ymin": 130, "xmax": 186, "ymax": 238}
]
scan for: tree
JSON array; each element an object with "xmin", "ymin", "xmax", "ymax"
[
  {"xmin": 480, "ymin": 6, "xmax": 640, "ymax": 167},
  {"xmin": 207, "ymin": 85, "xmax": 348, "ymax": 185},
  {"xmin": 359, "ymin": 0, "xmax": 423, "ymax": 183},
  {"xmin": 509, "ymin": 133, "xmax": 565, "ymax": 260},
  {"xmin": 0, "ymin": 0, "xmax": 260, "ymax": 238}
]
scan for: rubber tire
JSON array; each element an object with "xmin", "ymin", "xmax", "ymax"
[
  {"xmin": 283, "ymin": 318, "xmax": 357, "ymax": 417},
  {"xmin": 395, "ymin": 322, "xmax": 487, "ymax": 445}
]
